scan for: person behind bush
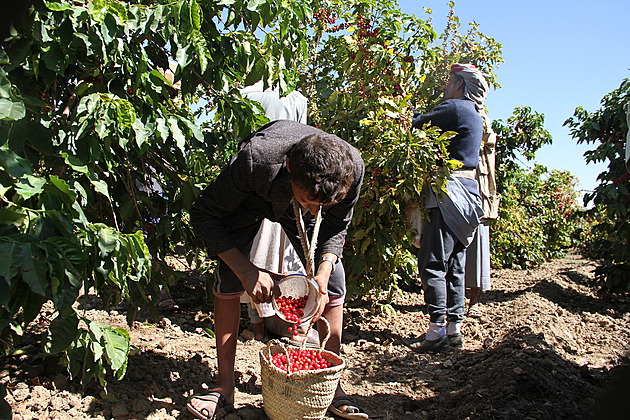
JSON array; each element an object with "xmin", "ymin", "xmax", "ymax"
[
  {"xmin": 188, "ymin": 120, "xmax": 368, "ymax": 419},
  {"xmin": 240, "ymin": 81, "xmax": 307, "ymax": 341},
  {"xmin": 408, "ymin": 63, "xmax": 489, "ymax": 353},
  {"xmin": 465, "ymin": 110, "xmax": 499, "ymax": 318}
]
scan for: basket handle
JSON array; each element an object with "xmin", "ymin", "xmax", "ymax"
[
  {"xmin": 263, "ymin": 339, "xmax": 293, "ymax": 374},
  {"xmin": 301, "ymin": 316, "xmax": 331, "ymax": 350}
]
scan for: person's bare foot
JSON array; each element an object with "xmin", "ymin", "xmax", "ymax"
[
  {"xmin": 187, "ymin": 388, "xmax": 234, "ymax": 420},
  {"xmin": 467, "ymin": 287, "xmax": 482, "ymax": 318},
  {"xmin": 250, "ymin": 321, "xmax": 265, "ymax": 341}
]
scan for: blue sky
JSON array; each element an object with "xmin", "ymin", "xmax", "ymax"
[{"xmin": 399, "ymin": 0, "xmax": 630, "ymax": 196}]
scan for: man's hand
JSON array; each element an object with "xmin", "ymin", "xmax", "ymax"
[
  {"xmin": 245, "ymin": 267, "xmax": 283, "ymax": 304},
  {"xmin": 311, "ymin": 253, "xmax": 336, "ymax": 321},
  {"xmin": 244, "ymin": 270, "xmax": 276, "ymax": 304},
  {"xmin": 312, "ymin": 279, "xmax": 329, "ymax": 322}
]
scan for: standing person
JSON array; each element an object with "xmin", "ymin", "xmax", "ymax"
[
  {"xmin": 240, "ymin": 82, "xmax": 307, "ymax": 340},
  {"xmin": 407, "ymin": 63, "xmax": 489, "ymax": 353},
  {"xmin": 152, "ymin": 63, "xmax": 181, "ymax": 311},
  {"xmin": 465, "ymin": 111, "xmax": 499, "ymax": 318},
  {"xmin": 241, "ymin": 80, "xmax": 309, "ymax": 124},
  {"xmin": 187, "ymin": 120, "xmax": 368, "ymax": 420}
]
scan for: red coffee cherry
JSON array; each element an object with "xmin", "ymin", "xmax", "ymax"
[
  {"xmin": 270, "ymin": 349, "xmax": 333, "ymax": 372},
  {"xmin": 275, "ymin": 295, "xmax": 308, "ymax": 322}
]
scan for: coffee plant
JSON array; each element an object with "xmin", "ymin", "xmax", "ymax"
[
  {"xmin": 490, "ymin": 165, "xmax": 582, "ymax": 269},
  {"xmin": 565, "ymin": 79, "xmax": 630, "ymax": 292},
  {"xmin": 2, "ymin": 2, "xmax": 591, "ymax": 413},
  {"xmin": 489, "ymin": 106, "xmax": 585, "ymax": 268}
]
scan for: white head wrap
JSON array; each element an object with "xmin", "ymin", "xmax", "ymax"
[{"xmin": 451, "ymin": 63, "xmax": 489, "ymax": 111}]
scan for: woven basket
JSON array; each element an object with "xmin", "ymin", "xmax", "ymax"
[{"xmin": 259, "ymin": 320, "xmax": 345, "ymax": 420}]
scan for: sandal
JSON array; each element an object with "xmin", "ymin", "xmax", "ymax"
[
  {"xmin": 328, "ymin": 395, "xmax": 369, "ymax": 419},
  {"xmin": 467, "ymin": 304, "xmax": 483, "ymax": 318},
  {"xmin": 186, "ymin": 391, "xmax": 233, "ymax": 420}
]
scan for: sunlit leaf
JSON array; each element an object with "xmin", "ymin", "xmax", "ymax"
[
  {"xmin": 0, "ymin": 99, "xmax": 25, "ymax": 121},
  {"xmin": 101, "ymin": 324, "xmax": 130, "ymax": 372},
  {"xmin": 15, "ymin": 175, "xmax": 46, "ymax": 199}
]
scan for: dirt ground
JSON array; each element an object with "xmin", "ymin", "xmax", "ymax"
[{"xmin": 3, "ymin": 251, "xmax": 630, "ymax": 420}]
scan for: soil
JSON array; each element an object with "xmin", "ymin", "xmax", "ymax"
[{"xmin": 3, "ymin": 251, "xmax": 630, "ymax": 420}]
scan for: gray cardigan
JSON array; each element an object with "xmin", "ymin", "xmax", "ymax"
[{"xmin": 190, "ymin": 120, "xmax": 364, "ymax": 258}]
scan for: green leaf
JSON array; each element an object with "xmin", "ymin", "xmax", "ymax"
[
  {"xmin": 0, "ymin": 144, "xmax": 32, "ymax": 177},
  {"xmin": 90, "ymin": 339, "xmax": 104, "ymax": 364},
  {"xmin": 63, "ymin": 154, "xmax": 89, "ymax": 175},
  {"xmin": 96, "ymin": 226, "xmax": 119, "ymax": 256},
  {"xmin": 182, "ymin": 116, "xmax": 204, "ymax": 142},
  {"xmin": 179, "ymin": 1, "xmax": 192, "ymax": 33},
  {"xmin": 168, "ymin": 117, "xmax": 186, "ymax": 152},
  {"xmin": 45, "ymin": 310, "xmax": 80, "ymax": 354},
  {"xmin": 15, "ymin": 175, "xmax": 46, "ymax": 199},
  {"xmin": 190, "ymin": 0, "xmax": 202, "ymax": 30},
  {"xmin": 101, "ymin": 324, "xmax": 130, "ymax": 372},
  {"xmin": 0, "ymin": 241, "xmax": 21, "ymax": 299},
  {"xmin": 352, "ymin": 229, "xmax": 367, "ymax": 241},
  {"xmin": 22, "ymin": 289, "xmax": 46, "ymax": 326},
  {"xmin": 155, "ymin": 117, "xmax": 169, "ymax": 140},
  {"xmin": 193, "ymin": 31, "xmax": 208, "ymax": 74},
  {"xmin": 132, "ymin": 119, "xmax": 148, "ymax": 149},
  {"xmin": 114, "ymin": 99, "xmax": 136, "ymax": 129},
  {"xmin": 45, "ymin": 2, "xmax": 72, "ymax": 11},
  {"xmin": 48, "ymin": 175, "xmax": 77, "ymax": 204},
  {"xmin": 0, "ymin": 68, "xmax": 11, "ymax": 98},
  {"xmin": 20, "ymin": 243, "xmax": 48, "ymax": 296},
  {"xmin": 0, "ymin": 207, "xmax": 27, "ymax": 228},
  {"xmin": 0, "ymin": 98, "xmax": 26, "ymax": 121},
  {"xmin": 175, "ymin": 43, "xmax": 192, "ymax": 69},
  {"xmin": 247, "ymin": 0, "xmax": 265, "ymax": 11},
  {"xmin": 88, "ymin": 320, "xmax": 104, "ymax": 342},
  {"xmin": 45, "ymin": 236, "xmax": 85, "ymax": 285},
  {"xmin": 41, "ymin": 43, "xmax": 68, "ymax": 74},
  {"xmin": 91, "ymin": 179, "xmax": 111, "ymax": 199}
]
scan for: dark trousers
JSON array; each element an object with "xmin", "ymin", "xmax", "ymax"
[{"xmin": 417, "ymin": 207, "xmax": 467, "ymax": 324}]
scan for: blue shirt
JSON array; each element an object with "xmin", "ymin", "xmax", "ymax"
[{"xmin": 412, "ymin": 98, "xmax": 483, "ymax": 194}]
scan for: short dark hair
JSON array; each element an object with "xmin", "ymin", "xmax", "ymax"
[{"xmin": 288, "ymin": 134, "xmax": 355, "ymax": 205}]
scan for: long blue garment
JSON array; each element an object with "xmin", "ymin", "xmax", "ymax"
[{"xmin": 425, "ymin": 176, "xmax": 483, "ymax": 247}]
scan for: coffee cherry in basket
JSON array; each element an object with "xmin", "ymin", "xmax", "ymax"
[
  {"xmin": 270, "ymin": 349, "xmax": 333, "ymax": 372},
  {"xmin": 275, "ymin": 295, "xmax": 308, "ymax": 323}
]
